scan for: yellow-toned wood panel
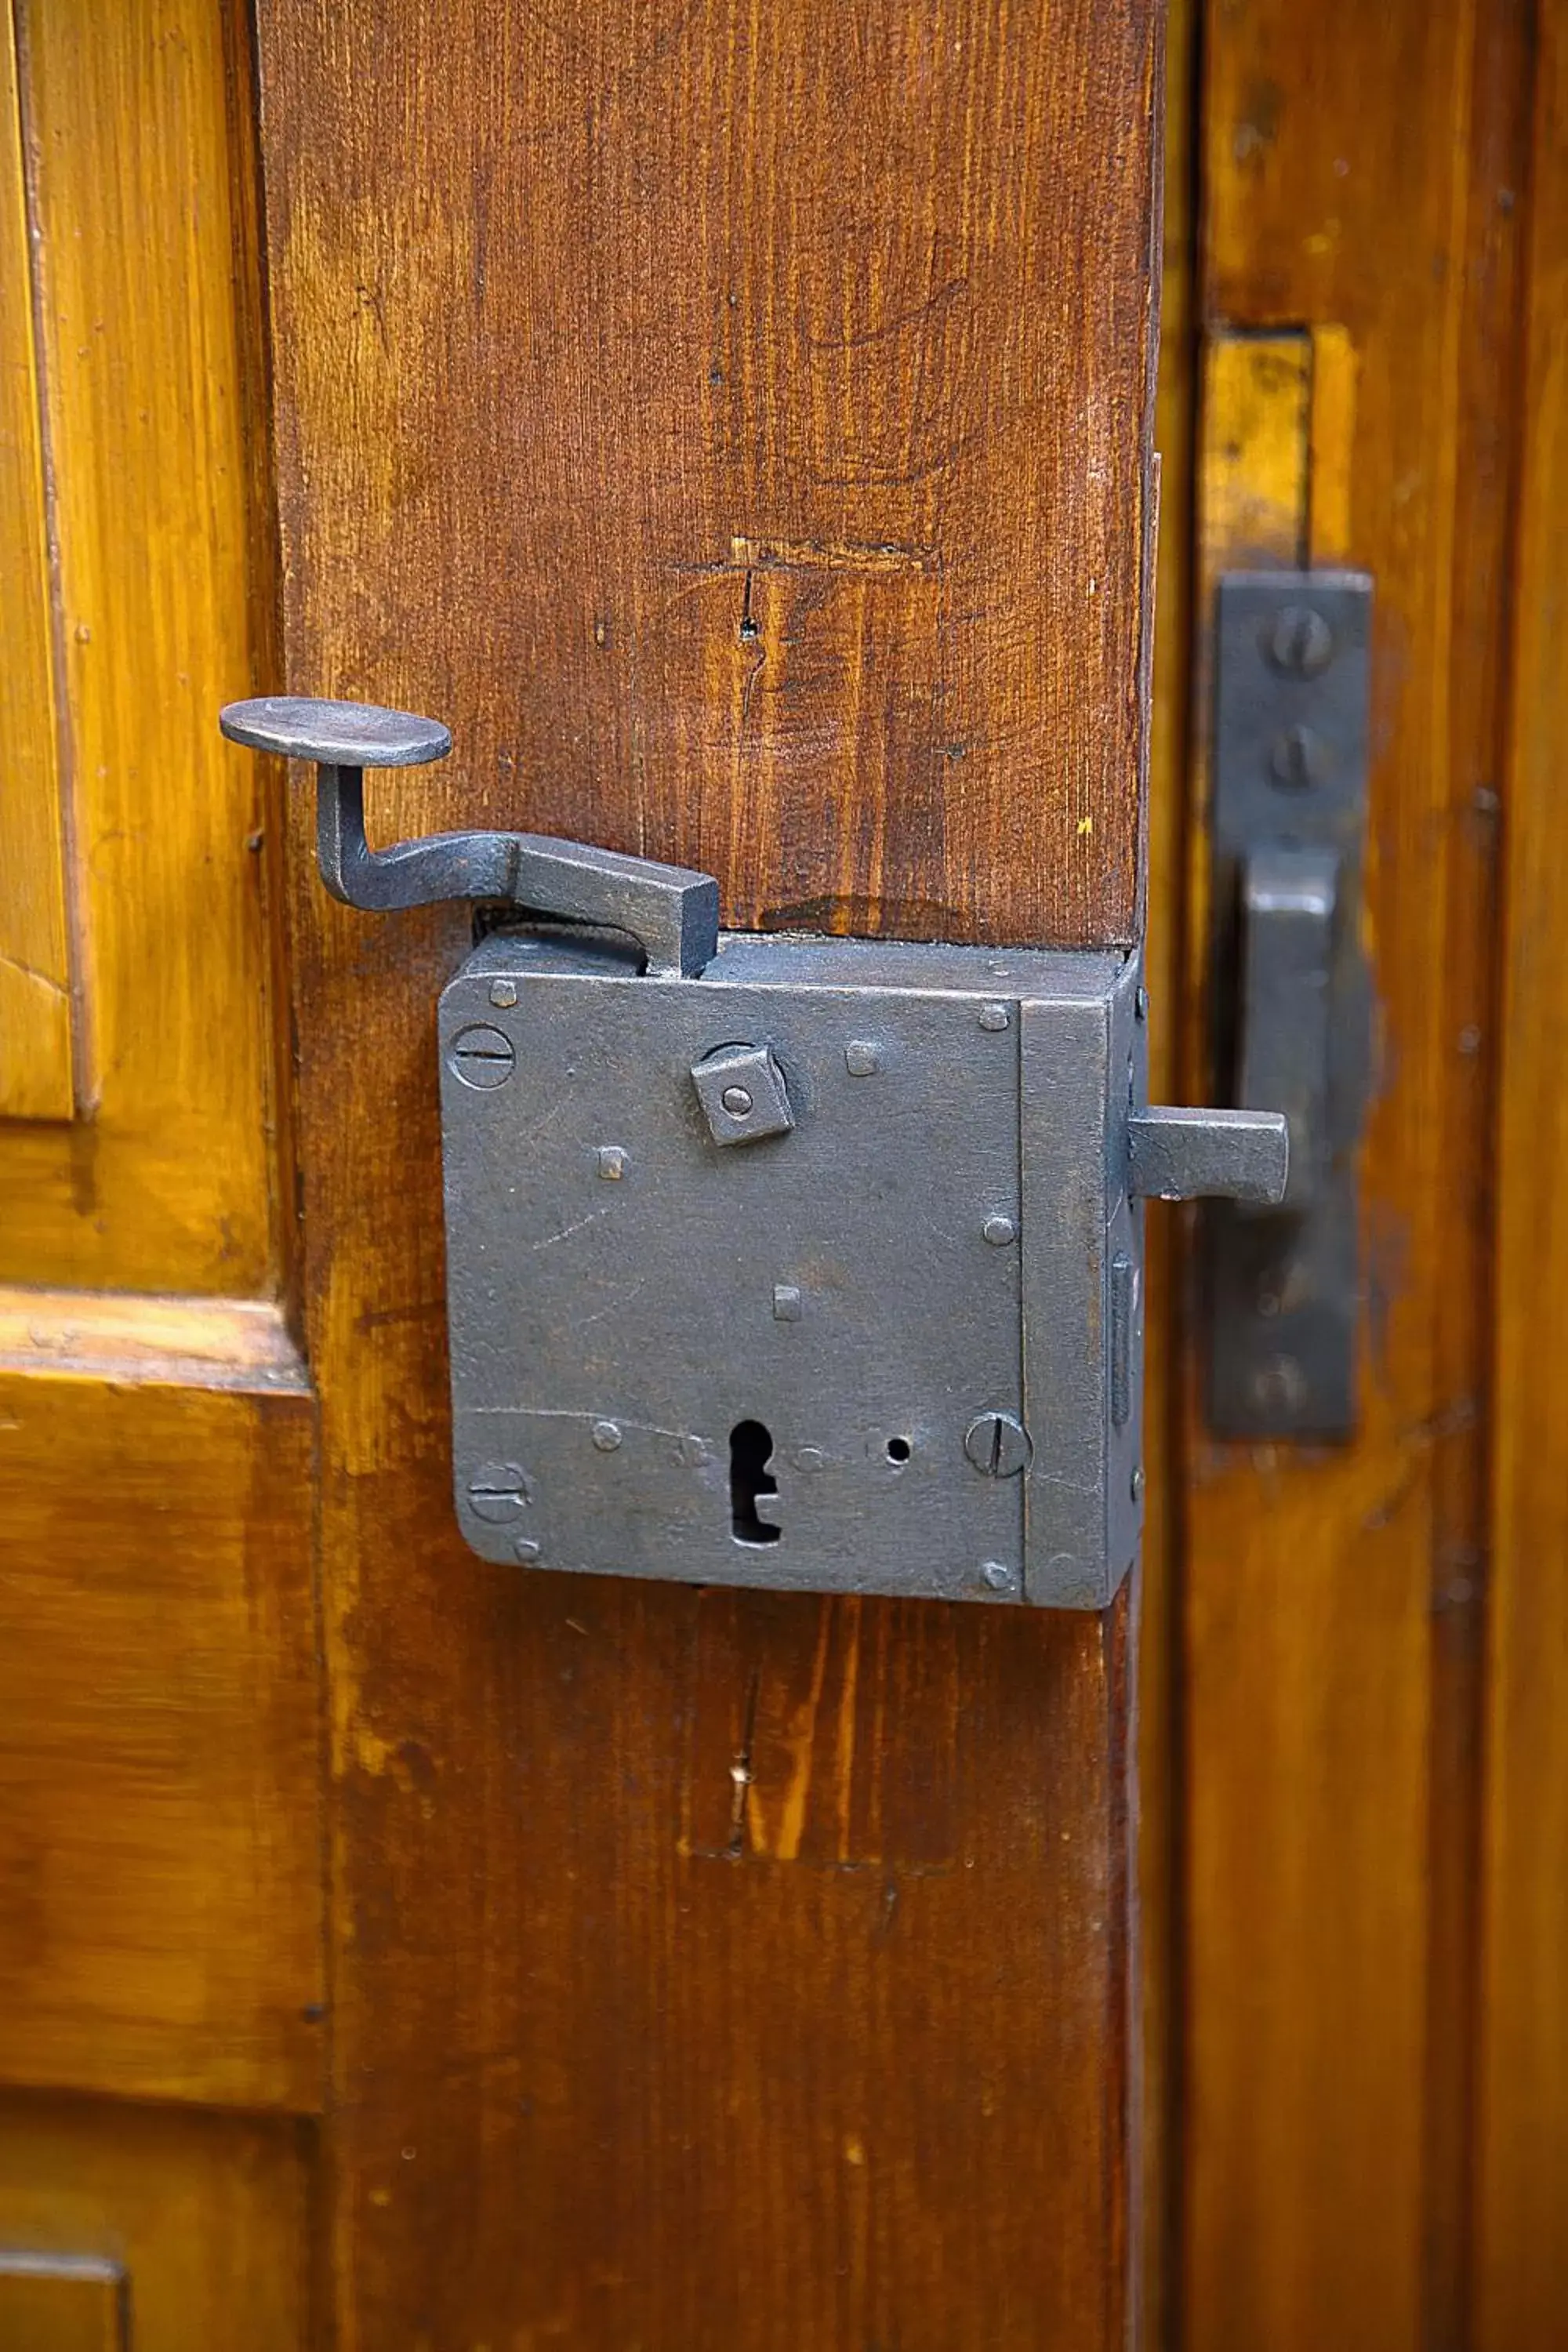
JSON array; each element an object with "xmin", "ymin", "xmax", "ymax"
[
  {"xmin": 0, "ymin": 2255, "xmax": 123, "ymax": 2352},
  {"xmin": 1183, "ymin": 6, "xmax": 1527, "ymax": 2346},
  {"xmin": 0, "ymin": 0, "xmax": 73, "ymax": 1121},
  {"xmin": 1477, "ymin": 10, "xmax": 1568, "ymax": 2343},
  {"xmin": 0, "ymin": 0, "xmax": 281, "ymax": 1293},
  {"xmin": 0, "ymin": 1361, "xmax": 324, "ymax": 2114},
  {"xmin": 0, "ymin": 2096, "xmax": 311, "ymax": 2352}
]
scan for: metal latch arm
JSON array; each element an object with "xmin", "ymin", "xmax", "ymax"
[{"xmin": 219, "ymin": 695, "xmax": 720, "ymax": 978}]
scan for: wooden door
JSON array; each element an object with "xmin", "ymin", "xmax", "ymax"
[{"xmin": 2, "ymin": 0, "xmax": 1163, "ymax": 2347}]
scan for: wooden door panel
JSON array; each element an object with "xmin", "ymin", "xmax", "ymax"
[
  {"xmin": 0, "ymin": 1348, "xmax": 322, "ymax": 2114},
  {"xmin": 1476, "ymin": 7, "xmax": 1568, "ymax": 2342},
  {"xmin": 0, "ymin": 2096, "xmax": 313, "ymax": 2352},
  {"xmin": 0, "ymin": 0, "xmax": 285, "ymax": 1294},
  {"xmin": 255, "ymin": 1, "xmax": 1162, "ymax": 2343},
  {"xmin": 1171, "ymin": 5, "xmax": 1532, "ymax": 2345}
]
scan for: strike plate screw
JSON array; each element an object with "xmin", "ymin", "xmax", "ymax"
[
  {"xmin": 467, "ymin": 1462, "xmax": 530, "ymax": 1522},
  {"xmin": 964, "ymin": 1411, "xmax": 1032, "ymax": 1477},
  {"xmin": 1265, "ymin": 603, "xmax": 1334, "ymax": 678}
]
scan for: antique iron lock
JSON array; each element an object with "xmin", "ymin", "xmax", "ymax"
[{"xmin": 221, "ymin": 695, "xmax": 1287, "ymax": 1609}]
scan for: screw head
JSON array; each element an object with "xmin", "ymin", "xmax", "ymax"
[
  {"xmin": 1135, "ymin": 985, "xmax": 1149, "ymax": 1022},
  {"xmin": 1265, "ymin": 603, "xmax": 1334, "ymax": 677},
  {"xmin": 964, "ymin": 1411, "xmax": 1033, "ymax": 1478},
  {"xmin": 978, "ymin": 1003, "xmax": 1011, "ymax": 1033},
  {"xmin": 720, "ymin": 1084, "xmax": 754, "ymax": 1116},
  {"xmin": 467, "ymin": 1461, "xmax": 530, "ymax": 1522},
  {"xmin": 488, "ymin": 978, "xmax": 519, "ymax": 1009},
  {"xmin": 1131, "ymin": 1466, "xmax": 1145, "ymax": 1504},
  {"xmin": 844, "ymin": 1040, "xmax": 882, "ymax": 1076},
  {"xmin": 590, "ymin": 1420, "xmax": 623, "ymax": 1452},
  {"xmin": 514, "ymin": 1536, "xmax": 541, "ymax": 1563},
  {"xmin": 982, "ymin": 1214, "xmax": 1018, "ymax": 1247},
  {"xmin": 448, "ymin": 1023, "xmax": 516, "ymax": 1089},
  {"xmin": 981, "ymin": 1559, "xmax": 1017, "ymax": 1593}
]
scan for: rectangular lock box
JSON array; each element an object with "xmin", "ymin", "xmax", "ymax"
[{"xmin": 439, "ymin": 931, "xmax": 1145, "ymax": 1609}]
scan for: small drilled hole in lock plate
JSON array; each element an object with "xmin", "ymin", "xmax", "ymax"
[
  {"xmin": 886, "ymin": 1436, "xmax": 912, "ymax": 1464},
  {"xmin": 729, "ymin": 1419, "xmax": 781, "ymax": 1546}
]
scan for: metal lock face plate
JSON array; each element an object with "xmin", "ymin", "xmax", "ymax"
[{"xmin": 440, "ymin": 932, "xmax": 1144, "ymax": 1609}]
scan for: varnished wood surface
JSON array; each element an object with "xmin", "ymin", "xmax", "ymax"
[
  {"xmin": 0, "ymin": 1371, "xmax": 322, "ymax": 2112},
  {"xmin": 1178, "ymin": 6, "xmax": 1529, "ymax": 2346},
  {"xmin": 0, "ymin": 2094, "xmax": 312, "ymax": 2351},
  {"xmin": 0, "ymin": 0, "xmax": 73, "ymax": 1122},
  {"xmin": 1476, "ymin": 11, "xmax": 1568, "ymax": 2343},
  {"xmin": 260, "ymin": 0, "xmax": 1159, "ymax": 951},
  {"xmin": 256, "ymin": 2, "xmax": 1162, "ymax": 2343},
  {"xmin": 0, "ymin": 0, "xmax": 285, "ymax": 1296}
]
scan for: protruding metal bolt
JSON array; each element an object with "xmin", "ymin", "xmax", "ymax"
[
  {"xmin": 1135, "ymin": 985, "xmax": 1149, "ymax": 1022},
  {"xmin": 1269, "ymin": 722, "xmax": 1325, "ymax": 790},
  {"xmin": 844, "ymin": 1040, "xmax": 882, "ymax": 1076},
  {"xmin": 720, "ymin": 1084, "xmax": 754, "ymax": 1116},
  {"xmin": 590, "ymin": 1420, "xmax": 623, "ymax": 1451},
  {"xmin": 597, "ymin": 1145, "xmax": 628, "ymax": 1180},
  {"xmin": 982, "ymin": 1214, "xmax": 1018, "ymax": 1247},
  {"xmin": 514, "ymin": 1536, "xmax": 541, "ymax": 1563},
  {"xmin": 978, "ymin": 1003, "xmax": 1011, "ymax": 1033},
  {"xmin": 448, "ymin": 1022, "xmax": 516, "ymax": 1089},
  {"xmin": 1131, "ymin": 1466, "xmax": 1145, "ymax": 1503},
  {"xmin": 488, "ymin": 978, "xmax": 519, "ymax": 1008},
  {"xmin": 964, "ymin": 1411, "xmax": 1032, "ymax": 1477},
  {"xmin": 982, "ymin": 1559, "xmax": 1017, "ymax": 1593},
  {"xmin": 467, "ymin": 1461, "xmax": 530, "ymax": 1522},
  {"xmin": 772, "ymin": 1283, "xmax": 803, "ymax": 1322},
  {"xmin": 1265, "ymin": 602, "xmax": 1334, "ymax": 678}
]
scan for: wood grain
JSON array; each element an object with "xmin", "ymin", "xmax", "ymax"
[
  {"xmin": 1180, "ymin": 6, "xmax": 1529, "ymax": 2346},
  {"xmin": 255, "ymin": 2, "xmax": 1162, "ymax": 2343},
  {"xmin": 260, "ymin": 0, "xmax": 1160, "ymax": 951},
  {"xmin": 0, "ymin": 1372, "xmax": 323, "ymax": 2113},
  {"xmin": 0, "ymin": 2094, "xmax": 311, "ymax": 2352},
  {"xmin": 1475, "ymin": 8, "xmax": 1568, "ymax": 2341},
  {"xmin": 0, "ymin": 0, "xmax": 285, "ymax": 1295},
  {"xmin": 0, "ymin": 0, "xmax": 73, "ymax": 1121}
]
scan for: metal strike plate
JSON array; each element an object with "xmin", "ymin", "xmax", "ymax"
[{"xmin": 1207, "ymin": 572, "xmax": 1373, "ymax": 1439}]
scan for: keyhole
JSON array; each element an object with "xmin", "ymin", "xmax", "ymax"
[{"xmin": 729, "ymin": 1419, "xmax": 780, "ymax": 1545}]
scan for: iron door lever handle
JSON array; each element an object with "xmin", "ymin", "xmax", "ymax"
[
  {"xmin": 218, "ymin": 695, "xmax": 720, "ymax": 978},
  {"xmin": 1235, "ymin": 844, "xmax": 1337, "ymax": 1212}
]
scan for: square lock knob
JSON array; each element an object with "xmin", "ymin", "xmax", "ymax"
[{"xmin": 690, "ymin": 1044, "xmax": 795, "ymax": 1146}]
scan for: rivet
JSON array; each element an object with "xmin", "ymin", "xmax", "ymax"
[
  {"xmin": 514, "ymin": 1537, "xmax": 541, "ymax": 1563},
  {"xmin": 982, "ymin": 1214, "xmax": 1018, "ymax": 1247},
  {"xmin": 720, "ymin": 1084, "xmax": 754, "ymax": 1116},
  {"xmin": 844, "ymin": 1040, "xmax": 882, "ymax": 1076},
  {"xmin": 772, "ymin": 1283, "xmax": 803, "ymax": 1322},
  {"xmin": 795, "ymin": 1445, "xmax": 826, "ymax": 1472},
  {"xmin": 596, "ymin": 1145, "xmax": 628, "ymax": 1180},
  {"xmin": 982, "ymin": 1559, "xmax": 1017, "ymax": 1593},
  {"xmin": 1131, "ymin": 1466, "xmax": 1145, "ymax": 1503},
  {"xmin": 1135, "ymin": 985, "xmax": 1149, "ymax": 1022},
  {"xmin": 590, "ymin": 1420, "xmax": 622, "ymax": 1452},
  {"xmin": 678, "ymin": 1434, "xmax": 709, "ymax": 1467},
  {"xmin": 489, "ymin": 978, "xmax": 519, "ymax": 1008},
  {"xmin": 978, "ymin": 1003, "xmax": 1011, "ymax": 1033}
]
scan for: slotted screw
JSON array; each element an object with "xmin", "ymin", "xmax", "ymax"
[
  {"xmin": 1265, "ymin": 603, "xmax": 1334, "ymax": 678},
  {"xmin": 963, "ymin": 1411, "xmax": 1032, "ymax": 1477}
]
